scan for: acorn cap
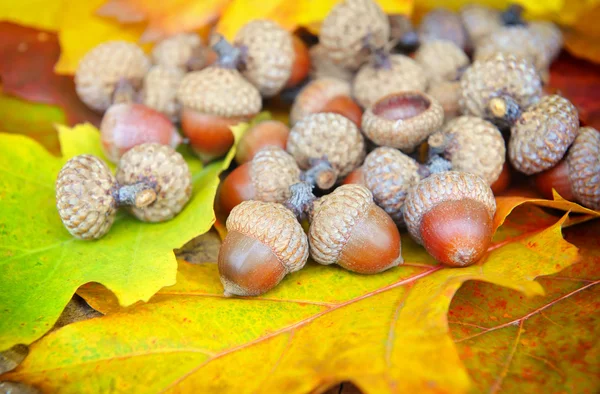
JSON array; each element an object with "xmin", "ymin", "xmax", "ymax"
[
  {"xmin": 287, "ymin": 113, "xmax": 365, "ymax": 177},
  {"xmin": 152, "ymin": 33, "xmax": 204, "ymax": 70},
  {"xmin": 460, "ymin": 53, "xmax": 542, "ymax": 119},
  {"xmin": 414, "ymin": 40, "xmax": 469, "ymax": 82},
  {"xmin": 227, "ymin": 200, "xmax": 308, "ymax": 272},
  {"xmin": 352, "ymin": 54, "xmax": 428, "ymax": 109},
  {"xmin": 429, "ymin": 116, "xmax": 505, "ymax": 185},
  {"xmin": 320, "ymin": 0, "xmax": 390, "ymax": 70},
  {"xmin": 116, "ymin": 143, "xmax": 192, "ymax": 222},
  {"xmin": 567, "ymin": 127, "xmax": 600, "ymax": 210},
  {"xmin": 427, "ymin": 81, "xmax": 461, "ymax": 120},
  {"xmin": 474, "ymin": 26, "xmax": 546, "ymax": 71},
  {"xmin": 141, "ymin": 65, "xmax": 185, "ymax": 122},
  {"xmin": 509, "ymin": 95, "xmax": 579, "ymax": 175},
  {"xmin": 290, "ymin": 78, "xmax": 352, "ymax": 125},
  {"xmin": 309, "ymin": 184, "xmax": 374, "ymax": 265},
  {"xmin": 363, "ymin": 147, "xmax": 421, "ymax": 225},
  {"xmin": 234, "ymin": 19, "xmax": 294, "ymax": 97},
  {"xmin": 529, "ymin": 21, "xmax": 563, "ymax": 68},
  {"xmin": 177, "ymin": 67, "xmax": 262, "ymax": 117},
  {"xmin": 404, "ymin": 171, "xmax": 496, "ymax": 245},
  {"xmin": 75, "ymin": 41, "xmax": 150, "ymax": 112},
  {"xmin": 56, "ymin": 155, "xmax": 117, "ymax": 240},
  {"xmin": 362, "ymin": 91, "xmax": 444, "ymax": 153},
  {"xmin": 250, "ymin": 146, "xmax": 301, "ymax": 203},
  {"xmin": 418, "ymin": 8, "xmax": 468, "ymax": 50},
  {"xmin": 460, "ymin": 4, "xmax": 502, "ymax": 45},
  {"xmin": 309, "ymin": 44, "xmax": 355, "ymax": 83}
]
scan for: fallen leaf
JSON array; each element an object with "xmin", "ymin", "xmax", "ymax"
[
  {"xmin": 4, "ymin": 195, "xmax": 582, "ymax": 393},
  {"xmin": 0, "ymin": 0, "xmax": 62, "ymax": 32},
  {"xmin": 450, "ymin": 218, "xmax": 600, "ymax": 393},
  {"xmin": 0, "ymin": 122, "xmax": 241, "ymax": 351}
]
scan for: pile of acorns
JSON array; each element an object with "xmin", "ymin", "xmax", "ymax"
[{"xmin": 56, "ymin": 0, "xmax": 599, "ymax": 298}]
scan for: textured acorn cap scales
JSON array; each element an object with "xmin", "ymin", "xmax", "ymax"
[
  {"xmin": 460, "ymin": 53, "xmax": 542, "ymax": 120},
  {"xmin": 141, "ymin": 65, "xmax": 185, "ymax": 122},
  {"xmin": 56, "ymin": 155, "xmax": 118, "ymax": 240},
  {"xmin": 234, "ymin": 19, "xmax": 294, "ymax": 97},
  {"xmin": 309, "ymin": 45, "xmax": 354, "ymax": 83},
  {"xmin": 418, "ymin": 9, "xmax": 468, "ymax": 50},
  {"xmin": 414, "ymin": 40, "xmax": 469, "ymax": 82},
  {"xmin": 177, "ymin": 67, "xmax": 262, "ymax": 118},
  {"xmin": 152, "ymin": 33, "xmax": 204, "ymax": 70},
  {"xmin": 404, "ymin": 171, "xmax": 496, "ymax": 245},
  {"xmin": 474, "ymin": 26, "xmax": 546, "ymax": 71},
  {"xmin": 428, "ymin": 116, "xmax": 505, "ymax": 185},
  {"xmin": 319, "ymin": 0, "xmax": 390, "ymax": 70},
  {"xmin": 75, "ymin": 41, "xmax": 150, "ymax": 112},
  {"xmin": 116, "ymin": 143, "xmax": 192, "ymax": 222},
  {"xmin": 567, "ymin": 127, "xmax": 600, "ymax": 210},
  {"xmin": 509, "ymin": 95, "xmax": 579, "ymax": 175},
  {"xmin": 363, "ymin": 147, "xmax": 421, "ymax": 225},
  {"xmin": 362, "ymin": 91, "xmax": 444, "ymax": 153},
  {"xmin": 460, "ymin": 4, "xmax": 502, "ymax": 45},
  {"xmin": 352, "ymin": 54, "xmax": 428, "ymax": 109},
  {"xmin": 287, "ymin": 113, "xmax": 365, "ymax": 177},
  {"xmin": 290, "ymin": 78, "xmax": 352, "ymax": 125},
  {"xmin": 427, "ymin": 81, "xmax": 461, "ymax": 119},
  {"xmin": 250, "ymin": 147, "xmax": 301, "ymax": 203}
]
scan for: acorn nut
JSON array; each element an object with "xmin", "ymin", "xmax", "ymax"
[
  {"xmin": 414, "ymin": 40, "xmax": 469, "ymax": 82},
  {"xmin": 152, "ymin": 33, "xmax": 205, "ymax": 71},
  {"xmin": 418, "ymin": 8, "xmax": 468, "ymax": 50},
  {"xmin": 235, "ymin": 120, "xmax": 290, "ymax": 165},
  {"xmin": 141, "ymin": 65, "xmax": 185, "ymax": 122}
]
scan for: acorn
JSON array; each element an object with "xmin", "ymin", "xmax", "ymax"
[
  {"xmin": 235, "ymin": 120, "xmax": 290, "ymax": 165},
  {"xmin": 460, "ymin": 53, "xmax": 542, "ymax": 125},
  {"xmin": 176, "ymin": 37, "xmax": 262, "ymax": 163},
  {"xmin": 427, "ymin": 81, "xmax": 461, "ymax": 120},
  {"xmin": 219, "ymin": 200, "xmax": 309, "ymax": 296},
  {"xmin": 491, "ymin": 162, "xmax": 512, "ymax": 195},
  {"xmin": 342, "ymin": 167, "xmax": 366, "ymax": 185},
  {"xmin": 319, "ymin": 0, "xmax": 390, "ymax": 70},
  {"xmin": 234, "ymin": 20, "xmax": 309, "ymax": 97},
  {"xmin": 116, "ymin": 143, "xmax": 192, "ymax": 222},
  {"xmin": 100, "ymin": 103, "xmax": 181, "ymax": 163},
  {"xmin": 418, "ymin": 8, "xmax": 468, "ymax": 50},
  {"xmin": 388, "ymin": 14, "xmax": 419, "ymax": 53},
  {"xmin": 529, "ymin": 21, "xmax": 563, "ymax": 68},
  {"xmin": 352, "ymin": 54, "xmax": 428, "ymax": 109},
  {"xmin": 404, "ymin": 171, "xmax": 496, "ymax": 267},
  {"xmin": 460, "ymin": 4, "xmax": 502, "ymax": 46},
  {"xmin": 309, "ymin": 44, "xmax": 355, "ymax": 83},
  {"xmin": 309, "ymin": 184, "xmax": 402, "ymax": 274},
  {"xmin": 414, "ymin": 40, "xmax": 469, "ymax": 83},
  {"xmin": 474, "ymin": 26, "xmax": 546, "ymax": 72},
  {"xmin": 504, "ymin": 95, "xmax": 579, "ymax": 175},
  {"xmin": 290, "ymin": 78, "xmax": 362, "ymax": 127},
  {"xmin": 287, "ymin": 112, "xmax": 366, "ymax": 179},
  {"xmin": 362, "ymin": 147, "xmax": 451, "ymax": 226},
  {"xmin": 535, "ymin": 127, "xmax": 600, "ymax": 209},
  {"xmin": 362, "ymin": 91, "xmax": 444, "ymax": 153},
  {"xmin": 75, "ymin": 41, "xmax": 150, "ymax": 112},
  {"xmin": 141, "ymin": 65, "xmax": 185, "ymax": 122},
  {"xmin": 151, "ymin": 33, "xmax": 205, "ymax": 71},
  {"xmin": 427, "ymin": 116, "xmax": 505, "ymax": 185}
]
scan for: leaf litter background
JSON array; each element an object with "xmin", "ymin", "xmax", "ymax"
[{"xmin": 0, "ymin": 0, "xmax": 600, "ymax": 393}]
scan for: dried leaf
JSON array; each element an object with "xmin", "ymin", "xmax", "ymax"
[
  {"xmin": 3, "ymin": 197, "xmax": 583, "ymax": 393},
  {"xmin": 0, "ymin": 0, "xmax": 62, "ymax": 32}
]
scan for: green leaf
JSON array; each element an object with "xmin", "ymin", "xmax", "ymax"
[{"xmin": 0, "ymin": 123, "xmax": 242, "ymax": 351}]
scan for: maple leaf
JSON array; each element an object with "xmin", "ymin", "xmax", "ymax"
[{"xmin": 2, "ymin": 196, "xmax": 588, "ymax": 393}]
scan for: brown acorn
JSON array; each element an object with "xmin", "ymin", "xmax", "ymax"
[
  {"xmin": 474, "ymin": 26, "xmax": 546, "ymax": 71},
  {"xmin": 362, "ymin": 91, "xmax": 444, "ymax": 153},
  {"xmin": 428, "ymin": 116, "xmax": 505, "ymax": 185},
  {"xmin": 309, "ymin": 44, "xmax": 355, "ymax": 83},
  {"xmin": 529, "ymin": 21, "xmax": 563, "ymax": 68},
  {"xmin": 414, "ymin": 40, "xmax": 469, "ymax": 82},
  {"xmin": 460, "ymin": 4, "xmax": 502, "ymax": 45},
  {"xmin": 460, "ymin": 53, "xmax": 542, "ymax": 124},
  {"xmin": 404, "ymin": 171, "xmax": 496, "ymax": 267},
  {"xmin": 319, "ymin": 0, "xmax": 390, "ymax": 70},
  {"xmin": 287, "ymin": 113, "xmax": 365, "ymax": 179},
  {"xmin": 427, "ymin": 81, "xmax": 461, "ymax": 120},
  {"xmin": 219, "ymin": 200, "xmax": 309, "ymax": 296},
  {"xmin": 141, "ymin": 65, "xmax": 185, "ymax": 122},
  {"xmin": 352, "ymin": 54, "xmax": 428, "ymax": 109},
  {"xmin": 506, "ymin": 95, "xmax": 579, "ymax": 175},
  {"xmin": 309, "ymin": 184, "xmax": 402, "ymax": 274},
  {"xmin": 418, "ymin": 8, "xmax": 468, "ymax": 50},
  {"xmin": 290, "ymin": 78, "xmax": 362, "ymax": 127},
  {"xmin": 75, "ymin": 41, "xmax": 150, "ymax": 112},
  {"xmin": 235, "ymin": 120, "xmax": 290, "ymax": 165},
  {"xmin": 116, "ymin": 143, "xmax": 192, "ymax": 222},
  {"xmin": 151, "ymin": 33, "xmax": 205, "ymax": 71}
]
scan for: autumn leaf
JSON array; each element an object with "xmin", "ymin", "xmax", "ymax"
[
  {"xmin": 0, "ymin": 122, "xmax": 244, "ymax": 351},
  {"xmin": 0, "ymin": 0, "xmax": 62, "ymax": 32},
  {"xmin": 450, "ymin": 217, "xmax": 600, "ymax": 393},
  {"xmin": 2, "ymin": 193, "xmax": 583, "ymax": 393}
]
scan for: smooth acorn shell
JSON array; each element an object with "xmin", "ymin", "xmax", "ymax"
[{"xmin": 235, "ymin": 120, "xmax": 290, "ymax": 165}]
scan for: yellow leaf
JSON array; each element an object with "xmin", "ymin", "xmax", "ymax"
[
  {"xmin": 0, "ymin": 0, "xmax": 62, "ymax": 32},
  {"xmin": 215, "ymin": 0, "xmax": 288, "ymax": 40},
  {"xmin": 54, "ymin": 0, "xmax": 147, "ymax": 75}
]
